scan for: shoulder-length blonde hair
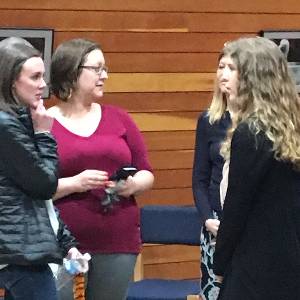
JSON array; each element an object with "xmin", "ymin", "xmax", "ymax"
[{"xmin": 221, "ymin": 37, "xmax": 300, "ymax": 168}]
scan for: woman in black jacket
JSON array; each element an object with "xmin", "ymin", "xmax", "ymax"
[
  {"xmin": 0, "ymin": 38, "xmax": 79, "ymax": 300},
  {"xmin": 213, "ymin": 37, "xmax": 300, "ymax": 300}
]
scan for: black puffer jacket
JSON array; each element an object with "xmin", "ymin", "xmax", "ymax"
[{"xmin": 0, "ymin": 107, "xmax": 77, "ymax": 265}]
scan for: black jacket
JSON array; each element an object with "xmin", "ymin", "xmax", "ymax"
[
  {"xmin": 0, "ymin": 107, "xmax": 77, "ymax": 265},
  {"xmin": 214, "ymin": 123, "xmax": 300, "ymax": 300}
]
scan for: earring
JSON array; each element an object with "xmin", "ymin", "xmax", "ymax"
[{"xmin": 67, "ymin": 89, "xmax": 72, "ymax": 99}]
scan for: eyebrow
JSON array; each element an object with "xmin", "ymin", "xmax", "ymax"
[{"xmin": 30, "ymin": 71, "xmax": 45, "ymax": 76}]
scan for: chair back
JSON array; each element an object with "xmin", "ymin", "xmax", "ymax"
[{"xmin": 140, "ymin": 205, "xmax": 201, "ymax": 245}]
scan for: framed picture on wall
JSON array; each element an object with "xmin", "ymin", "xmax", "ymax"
[
  {"xmin": 0, "ymin": 28, "xmax": 53, "ymax": 98},
  {"xmin": 261, "ymin": 30, "xmax": 300, "ymax": 92}
]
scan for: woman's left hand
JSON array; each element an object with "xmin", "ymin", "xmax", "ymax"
[
  {"xmin": 205, "ymin": 219, "xmax": 220, "ymax": 237},
  {"xmin": 66, "ymin": 247, "xmax": 91, "ymax": 274},
  {"xmin": 106, "ymin": 176, "xmax": 137, "ymax": 198},
  {"xmin": 105, "ymin": 170, "xmax": 154, "ymax": 198},
  {"xmin": 215, "ymin": 275, "xmax": 223, "ymax": 283},
  {"xmin": 66, "ymin": 247, "xmax": 83, "ymax": 260}
]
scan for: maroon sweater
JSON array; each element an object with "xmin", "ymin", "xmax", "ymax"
[{"xmin": 51, "ymin": 105, "xmax": 152, "ymax": 254}]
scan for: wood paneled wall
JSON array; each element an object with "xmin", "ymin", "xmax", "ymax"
[{"xmin": 1, "ymin": 0, "xmax": 300, "ymax": 279}]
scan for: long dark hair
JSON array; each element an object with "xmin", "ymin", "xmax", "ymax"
[{"xmin": 0, "ymin": 41, "xmax": 41, "ymax": 113}]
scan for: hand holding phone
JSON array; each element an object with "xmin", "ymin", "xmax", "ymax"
[
  {"xmin": 109, "ymin": 166, "xmax": 137, "ymax": 181},
  {"xmin": 102, "ymin": 166, "xmax": 138, "ymax": 212}
]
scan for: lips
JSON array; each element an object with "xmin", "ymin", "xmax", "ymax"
[{"xmin": 96, "ymin": 83, "xmax": 104, "ymax": 89}]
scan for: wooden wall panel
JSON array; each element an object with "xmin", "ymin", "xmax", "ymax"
[
  {"xmin": 1, "ymin": 0, "xmax": 300, "ymax": 14},
  {"xmin": 143, "ymin": 131, "xmax": 196, "ymax": 151},
  {"xmin": 105, "ymin": 53, "xmax": 219, "ymax": 72},
  {"xmin": 102, "ymin": 92, "xmax": 210, "ymax": 112},
  {"xmin": 2, "ymin": 0, "xmax": 300, "ymax": 281},
  {"xmin": 152, "ymin": 169, "xmax": 192, "ymax": 189},
  {"xmin": 47, "ymin": 92, "xmax": 211, "ymax": 113},
  {"xmin": 143, "ymin": 244, "xmax": 199, "ymax": 264},
  {"xmin": 104, "ymin": 73, "xmax": 214, "ymax": 93},
  {"xmin": 144, "ymin": 261, "xmax": 200, "ymax": 280},
  {"xmin": 1, "ymin": 11, "xmax": 300, "ymax": 33},
  {"xmin": 137, "ymin": 188, "xmax": 194, "ymax": 206},
  {"xmin": 149, "ymin": 150, "xmax": 193, "ymax": 170},
  {"xmin": 131, "ymin": 112, "xmax": 198, "ymax": 131},
  {"xmin": 54, "ymin": 32, "xmax": 248, "ymax": 52}
]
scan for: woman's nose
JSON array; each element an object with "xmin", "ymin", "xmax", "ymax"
[
  {"xmin": 100, "ymin": 70, "xmax": 108, "ymax": 80},
  {"xmin": 40, "ymin": 78, "xmax": 47, "ymax": 89},
  {"xmin": 221, "ymin": 66, "xmax": 231, "ymax": 80}
]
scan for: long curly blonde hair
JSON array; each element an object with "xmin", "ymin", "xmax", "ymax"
[{"xmin": 220, "ymin": 37, "xmax": 300, "ymax": 169}]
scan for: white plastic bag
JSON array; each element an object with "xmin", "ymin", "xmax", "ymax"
[{"xmin": 55, "ymin": 253, "xmax": 91, "ymax": 292}]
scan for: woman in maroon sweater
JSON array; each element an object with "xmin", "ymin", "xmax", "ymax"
[{"xmin": 48, "ymin": 38, "xmax": 154, "ymax": 300}]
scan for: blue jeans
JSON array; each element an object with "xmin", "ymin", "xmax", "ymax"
[{"xmin": 0, "ymin": 265, "xmax": 58, "ymax": 300}]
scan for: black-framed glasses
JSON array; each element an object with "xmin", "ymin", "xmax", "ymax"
[{"xmin": 78, "ymin": 65, "xmax": 108, "ymax": 74}]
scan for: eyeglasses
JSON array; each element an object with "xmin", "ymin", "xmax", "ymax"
[{"xmin": 79, "ymin": 65, "xmax": 108, "ymax": 74}]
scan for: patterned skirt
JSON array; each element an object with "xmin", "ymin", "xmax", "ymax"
[{"xmin": 200, "ymin": 214, "xmax": 221, "ymax": 300}]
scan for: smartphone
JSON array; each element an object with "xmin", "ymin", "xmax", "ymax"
[{"xmin": 109, "ymin": 166, "xmax": 138, "ymax": 181}]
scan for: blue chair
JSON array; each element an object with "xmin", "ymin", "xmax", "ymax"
[{"xmin": 127, "ymin": 205, "xmax": 202, "ymax": 300}]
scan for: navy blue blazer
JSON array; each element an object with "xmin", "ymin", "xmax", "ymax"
[{"xmin": 192, "ymin": 110, "xmax": 231, "ymax": 225}]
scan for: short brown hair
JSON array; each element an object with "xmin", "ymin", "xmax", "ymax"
[{"xmin": 50, "ymin": 38, "xmax": 100, "ymax": 101}]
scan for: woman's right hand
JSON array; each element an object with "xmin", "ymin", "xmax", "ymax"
[
  {"xmin": 205, "ymin": 218, "xmax": 220, "ymax": 237},
  {"xmin": 31, "ymin": 100, "xmax": 54, "ymax": 133},
  {"xmin": 73, "ymin": 170, "xmax": 108, "ymax": 193}
]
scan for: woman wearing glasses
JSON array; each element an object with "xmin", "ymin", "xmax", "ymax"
[{"xmin": 48, "ymin": 38, "xmax": 154, "ymax": 300}]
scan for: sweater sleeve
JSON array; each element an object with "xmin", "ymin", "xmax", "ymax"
[
  {"xmin": 0, "ymin": 112, "xmax": 58, "ymax": 199},
  {"xmin": 213, "ymin": 123, "xmax": 273, "ymax": 276},
  {"xmin": 192, "ymin": 112, "xmax": 214, "ymax": 224}
]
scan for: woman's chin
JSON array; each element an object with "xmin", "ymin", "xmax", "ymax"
[{"xmin": 29, "ymin": 99, "xmax": 40, "ymax": 109}]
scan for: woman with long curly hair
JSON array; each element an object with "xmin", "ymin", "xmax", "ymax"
[{"xmin": 213, "ymin": 37, "xmax": 300, "ymax": 300}]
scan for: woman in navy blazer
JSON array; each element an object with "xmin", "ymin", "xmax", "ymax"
[{"xmin": 192, "ymin": 46, "xmax": 237, "ymax": 299}]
